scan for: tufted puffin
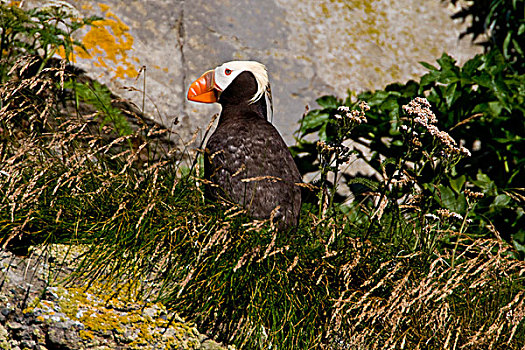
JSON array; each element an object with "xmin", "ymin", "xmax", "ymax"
[{"xmin": 187, "ymin": 61, "xmax": 302, "ymax": 228}]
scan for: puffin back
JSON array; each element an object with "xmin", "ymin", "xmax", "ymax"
[{"xmin": 204, "ymin": 70, "xmax": 302, "ymax": 228}]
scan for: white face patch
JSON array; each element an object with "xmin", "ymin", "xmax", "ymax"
[
  {"xmin": 214, "ymin": 63, "xmax": 244, "ymax": 92},
  {"xmin": 213, "ymin": 61, "xmax": 269, "ymax": 104}
]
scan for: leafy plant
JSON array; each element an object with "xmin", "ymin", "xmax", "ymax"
[
  {"xmin": 294, "ymin": 50, "xmax": 525, "ymax": 255},
  {"xmin": 0, "ymin": 2, "xmax": 98, "ymax": 82},
  {"xmin": 311, "ymin": 101, "xmax": 369, "ymax": 221},
  {"xmin": 447, "ymin": 0, "xmax": 524, "ymax": 72}
]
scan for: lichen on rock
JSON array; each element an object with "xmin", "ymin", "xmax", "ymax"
[{"xmin": 0, "ymin": 247, "xmax": 231, "ymax": 350}]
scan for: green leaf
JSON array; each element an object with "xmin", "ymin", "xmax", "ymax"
[
  {"xmin": 493, "ymin": 134, "xmax": 522, "ymax": 144},
  {"xmin": 519, "ymin": 23, "xmax": 525, "ymax": 36},
  {"xmin": 380, "ymin": 95, "xmax": 401, "ymax": 111},
  {"xmin": 437, "ymin": 185, "xmax": 456, "ymax": 209},
  {"xmin": 472, "ymin": 172, "xmax": 495, "ymax": 193},
  {"xmin": 419, "ymin": 71, "xmax": 440, "ymax": 88},
  {"xmin": 438, "ymin": 70, "xmax": 460, "ymax": 85},
  {"xmin": 316, "ymin": 95, "xmax": 339, "ymax": 109},
  {"xmin": 488, "ymin": 101, "xmax": 503, "ymax": 116},
  {"xmin": 437, "ymin": 53, "xmax": 457, "ymax": 71},
  {"xmin": 400, "ymin": 80, "xmax": 419, "ymax": 98},
  {"xmin": 366, "ymin": 90, "xmax": 394, "ymax": 106},
  {"xmin": 300, "ymin": 110, "xmax": 329, "ymax": 136},
  {"xmin": 445, "ymin": 83, "xmax": 458, "ymax": 107},
  {"xmin": 492, "ymin": 194, "xmax": 511, "ymax": 209},
  {"xmin": 472, "ymin": 72, "xmax": 492, "ymax": 88},
  {"xmin": 449, "ymin": 175, "xmax": 466, "ymax": 194},
  {"xmin": 381, "ymin": 157, "xmax": 396, "ymax": 166},
  {"xmin": 512, "ymin": 38, "xmax": 523, "ymax": 55},
  {"xmin": 502, "ymin": 32, "xmax": 512, "ymax": 59},
  {"xmin": 472, "ymin": 102, "xmax": 490, "ymax": 115},
  {"xmin": 513, "ymin": 239, "xmax": 525, "ymax": 257},
  {"xmin": 461, "ymin": 54, "xmax": 483, "ymax": 79},
  {"xmin": 288, "ymin": 140, "xmax": 317, "ymax": 157},
  {"xmin": 392, "ymin": 140, "xmax": 403, "ymax": 147},
  {"xmin": 437, "ymin": 184, "xmax": 466, "ymax": 213},
  {"xmin": 347, "ymin": 177, "xmax": 380, "ymax": 191},
  {"xmin": 319, "ymin": 122, "xmax": 328, "ymax": 141},
  {"xmin": 419, "ymin": 61, "xmax": 438, "ymax": 71}
]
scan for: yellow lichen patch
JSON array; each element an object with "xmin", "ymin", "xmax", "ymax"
[
  {"xmin": 115, "ymin": 65, "xmax": 137, "ymax": 79},
  {"xmin": 22, "ymin": 295, "xmax": 40, "ymax": 314},
  {"xmin": 30, "ymin": 280, "xmax": 203, "ymax": 348},
  {"xmin": 57, "ymin": 3, "xmax": 140, "ymax": 79},
  {"xmin": 99, "ymin": 3, "xmax": 111, "ymax": 13},
  {"xmin": 79, "ymin": 329, "xmax": 95, "ymax": 340},
  {"xmin": 56, "ymin": 46, "xmax": 76, "ymax": 63},
  {"xmin": 152, "ymin": 65, "xmax": 169, "ymax": 73},
  {"xmin": 321, "ymin": 3, "xmax": 330, "ymax": 17}
]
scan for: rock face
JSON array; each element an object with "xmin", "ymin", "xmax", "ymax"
[
  {"xmin": 0, "ymin": 248, "xmax": 229, "ymax": 350},
  {"xmin": 53, "ymin": 0, "xmax": 479, "ymax": 144}
]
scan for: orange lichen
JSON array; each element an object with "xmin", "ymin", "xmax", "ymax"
[
  {"xmin": 79, "ymin": 329, "xmax": 95, "ymax": 340},
  {"xmin": 58, "ymin": 3, "xmax": 139, "ymax": 79}
]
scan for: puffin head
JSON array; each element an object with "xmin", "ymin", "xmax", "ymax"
[{"xmin": 187, "ymin": 61, "xmax": 273, "ymax": 114}]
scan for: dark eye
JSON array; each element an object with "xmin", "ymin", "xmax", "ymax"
[{"xmin": 225, "ymin": 68, "xmax": 232, "ymax": 75}]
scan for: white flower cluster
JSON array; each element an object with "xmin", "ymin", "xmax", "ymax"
[
  {"xmin": 317, "ymin": 140, "xmax": 336, "ymax": 154},
  {"xmin": 335, "ymin": 101, "xmax": 369, "ymax": 124},
  {"xmin": 402, "ymin": 97, "xmax": 471, "ymax": 157},
  {"xmin": 437, "ymin": 208, "xmax": 464, "ymax": 221},
  {"xmin": 464, "ymin": 189, "xmax": 484, "ymax": 199},
  {"xmin": 424, "ymin": 213, "xmax": 440, "ymax": 221}
]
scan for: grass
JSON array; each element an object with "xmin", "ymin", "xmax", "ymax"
[
  {"xmin": 1, "ymin": 2, "xmax": 524, "ymax": 349},
  {"xmin": 1, "ymin": 58, "xmax": 523, "ymax": 348}
]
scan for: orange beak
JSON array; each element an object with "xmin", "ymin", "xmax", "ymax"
[{"xmin": 187, "ymin": 70, "xmax": 218, "ymax": 103}]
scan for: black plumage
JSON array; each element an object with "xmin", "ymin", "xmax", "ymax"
[{"xmin": 202, "ymin": 70, "xmax": 302, "ymax": 228}]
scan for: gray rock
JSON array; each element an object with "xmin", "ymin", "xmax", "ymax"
[
  {"xmin": 0, "ymin": 308, "xmax": 9, "ymax": 322},
  {"xmin": 19, "ymin": 340, "xmax": 36, "ymax": 349},
  {"xmin": 142, "ymin": 305, "xmax": 158, "ymax": 319},
  {"xmin": 0, "ymin": 324, "xmax": 10, "ymax": 349},
  {"xmin": 47, "ymin": 326, "xmax": 83, "ymax": 349},
  {"xmin": 6, "ymin": 321, "xmax": 23, "ymax": 331},
  {"xmin": 17, "ymin": 327, "xmax": 34, "ymax": 340},
  {"xmin": 47, "ymin": 328, "xmax": 67, "ymax": 347},
  {"xmin": 0, "ymin": 249, "xmax": 230, "ymax": 349},
  {"xmin": 8, "ymin": 339, "xmax": 19, "ymax": 350},
  {"xmin": 54, "ymin": 0, "xmax": 480, "ymax": 145}
]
